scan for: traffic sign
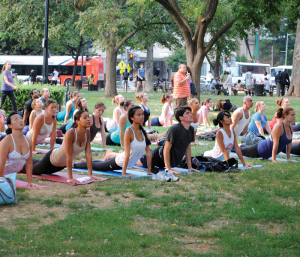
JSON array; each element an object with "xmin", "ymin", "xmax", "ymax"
[
  {"xmin": 119, "ymin": 69, "xmax": 125, "ymax": 74},
  {"xmin": 127, "ymin": 64, "xmax": 131, "ymax": 73},
  {"xmin": 118, "ymin": 61, "xmax": 126, "ymax": 70}
]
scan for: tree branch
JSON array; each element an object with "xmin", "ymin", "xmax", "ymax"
[
  {"xmin": 206, "ymin": 54, "xmax": 214, "ymax": 69},
  {"xmin": 71, "ymin": 4, "xmax": 83, "ymax": 13}
]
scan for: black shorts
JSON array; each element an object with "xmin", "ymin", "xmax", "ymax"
[
  {"xmin": 140, "ymin": 147, "xmax": 165, "ymax": 169},
  {"xmin": 138, "ymin": 77, "xmax": 145, "ymax": 82}
]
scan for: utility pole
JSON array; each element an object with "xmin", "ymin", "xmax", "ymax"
[{"xmin": 42, "ymin": 0, "xmax": 49, "ymax": 84}]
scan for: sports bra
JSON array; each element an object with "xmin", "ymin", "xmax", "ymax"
[
  {"xmin": 26, "ymin": 114, "xmax": 54, "ymax": 144},
  {"xmin": 50, "ymin": 129, "xmax": 87, "ymax": 167},
  {"xmin": 56, "ymin": 100, "xmax": 75, "ymax": 121},
  {"xmin": 159, "ymin": 103, "xmax": 174, "ymax": 125},
  {"xmin": 4, "ymin": 134, "xmax": 30, "ymax": 175},
  {"xmin": 140, "ymin": 104, "xmax": 150, "ymax": 125},
  {"xmin": 90, "ymin": 115, "xmax": 102, "ymax": 141}
]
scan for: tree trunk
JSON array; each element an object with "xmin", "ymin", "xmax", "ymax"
[
  {"xmin": 213, "ymin": 52, "xmax": 221, "ymax": 78},
  {"xmin": 71, "ymin": 37, "xmax": 83, "ymax": 87},
  {"xmin": 145, "ymin": 44, "xmax": 154, "ymax": 92},
  {"xmin": 105, "ymin": 49, "xmax": 118, "ymax": 98},
  {"xmin": 287, "ymin": 19, "xmax": 300, "ymax": 97}
]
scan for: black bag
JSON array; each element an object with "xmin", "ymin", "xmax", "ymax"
[
  {"xmin": 145, "ymin": 129, "xmax": 157, "ymax": 134},
  {"xmin": 196, "ymin": 131, "xmax": 217, "ymax": 141},
  {"xmin": 157, "ymin": 137, "xmax": 166, "ymax": 146},
  {"xmin": 178, "ymin": 155, "xmax": 238, "ymax": 172},
  {"xmin": 123, "ymin": 72, "xmax": 129, "ymax": 80},
  {"xmin": 190, "ymin": 82, "xmax": 197, "ymax": 95}
]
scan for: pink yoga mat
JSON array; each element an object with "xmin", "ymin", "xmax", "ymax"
[
  {"xmin": 16, "ymin": 180, "xmax": 48, "ymax": 188},
  {"xmin": 31, "ymin": 172, "xmax": 109, "ymax": 186},
  {"xmin": 35, "ymin": 148, "xmax": 50, "ymax": 154}
]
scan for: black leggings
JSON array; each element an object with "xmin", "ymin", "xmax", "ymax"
[
  {"xmin": 20, "ymin": 150, "xmax": 66, "ymax": 175},
  {"xmin": 140, "ymin": 147, "xmax": 165, "ymax": 169},
  {"xmin": 57, "ymin": 124, "xmax": 67, "ymax": 134},
  {"xmin": 74, "ymin": 157, "xmax": 121, "ymax": 171},
  {"xmin": 1, "ymin": 91, "xmax": 17, "ymax": 112},
  {"xmin": 239, "ymin": 143, "xmax": 261, "ymax": 158},
  {"xmin": 106, "ymin": 133, "xmax": 120, "ymax": 146},
  {"xmin": 292, "ymin": 123, "xmax": 300, "ymax": 132},
  {"xmin": 282, "ymin": 143, "xmax": 300, "ymax": 156}
]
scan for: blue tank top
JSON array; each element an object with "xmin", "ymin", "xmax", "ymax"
[
  {"xmin": 257, "ymin": 122, "xmax": 292, "ymax": 159},
  {"xmin": 110, "ymin": 117, "xmax": 131, "ymax": 144},
  {"xmin": 141, "ymin": 104, "xmax": 150, "ymax": 126},
  {"xmin": 56, "ymin": 100, "xmax": 75, "ymax": 121}
]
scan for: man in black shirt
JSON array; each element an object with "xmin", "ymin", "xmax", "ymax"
[
  {"xmin": 23, "ymin": 89, "xmax": 40, "ymax": 125},
  {"xmin": 275, "ymin": 71, "xmax": 282, "ymax": 97},
  {"xmin": 280, "ymin": 68, "xmax": 290, "ymax": 95},
  {"xmin": 139, "ymin": 106, "xmax": 198, "ymax": 174},
  {"xmin": 29, "ymin": 69, "xmax": 37, "ymax": 84}
]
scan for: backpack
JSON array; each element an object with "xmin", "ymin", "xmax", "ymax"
[
  {"xmin": 178, "ymin": 155, "xmax": 238, "ymax": 172},
  {"xmin": 190, "ymin": 82, "xmax": 197, "ymax": 95},
  {"xmin": 123, "ymin": 72, "xmax": 129, "ymax": 80},
  {"xmin": 196, "ymin": 132, "xmax": 217, "ymax": 141}
]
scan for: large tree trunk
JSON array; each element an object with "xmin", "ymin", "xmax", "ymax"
[
  {"xmin": 71, "ymin": 37, "xmax": 83, "ymax": 87},
  {"xmin": 287, "ymin": 19, "xmax": 300, "ymax": 97},
  {"xmin": 213, "ymin": 52, "xmax": 221, "ymax": 78},
  {"xmin": 105, "ymin": 49, "xmax": 118, "ymax": 98},
  {"xmin": 145, "ymin": 44, "xmax": 154, "ymax": 92}
]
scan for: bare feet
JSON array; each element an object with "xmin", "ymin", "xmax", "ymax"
[{"xmin": 80, "ymin": 158, "xmax": 86, "ymax": 163}]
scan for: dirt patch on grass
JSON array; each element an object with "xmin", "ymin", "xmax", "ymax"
[
  {"xmin": 187, "ymin": 218, "xmax": 233, "ymax": 234},
  {"xmin": 254, "ymin": 222, "xmax": 287, "ymax": 234},
  {"xmin": 184, "ymin": 237, "xmax": 221, "ymax": 254}
]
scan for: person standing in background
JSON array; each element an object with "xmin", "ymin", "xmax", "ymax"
[
  {"xmin": 122, "ymin": 68, "xmax": 129, "ymax": 92},
  {"xmin": 88, "ymin": 73, "xmax": 94, "ymax": 89},
  {"xmin": 1, "ymin": 61, "xmax": 18, "ymax": 112},
  {"xmin": 280, "ymin": 68, "xmax": 290, "ymax": 95},
  {"xmin": 51, "ymin": 68, "xmax": 59, "ymax": 85},
  {"xmin": 29, "ymin": 69, "xmax": 37, "ymax": 84},
  {"xmin": 224, "ymin": 72, "xmax": 233, "ymax": 96},
  {"xmin": 206, "ymin": 71, "xmax": 212, "ymax": 85},
  {"xmin": 137, "ymin": 63, "xmax": 147, "ymax": 93},
  {"xmin": 173, "ymin": 64, "xmax": 191, "ymax": 107},
  {"xmin": 275, "ymin": 71, "xmax": 282, "ymax": 97},
  {"xmin": 220, "ymin": 70, "xmax": 227, "ymax": 85},
  {"xmin": 245, "ymin": 69, "xmax": 254, "ymax": 96}
]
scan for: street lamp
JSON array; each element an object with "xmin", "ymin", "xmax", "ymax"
[{"xmin": 42, "ymin": 0, "xmax": 49, "ymax": 84}]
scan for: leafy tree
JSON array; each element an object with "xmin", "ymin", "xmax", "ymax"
[
  {"xmin": 236, "ymin": 54, "xmax": 248, "ymax": 63},
  {"xmin": 165, "ymin": 48, "xmax": 186, "ymax": 71}
]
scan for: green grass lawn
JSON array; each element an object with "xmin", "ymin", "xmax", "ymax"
[{"xmin": 1, "ymin": 90, "xmax": 300, "ymax": 256}]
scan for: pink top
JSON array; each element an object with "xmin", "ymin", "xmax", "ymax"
[
  {"xmin": 198, "ymin": 105, "xmax": 209, "ymax": 125},
  {"xmin": 0, "ymin": 111, "xmax": 5, "ymax": 132},
  {"xmin": 268, "ymin": 117, "xmax": 277, "ymax": 130}
]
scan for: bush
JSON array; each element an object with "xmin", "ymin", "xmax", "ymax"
[{"xmin": 0, "ymin": 76, "xmax": 65, "ymax": 111}]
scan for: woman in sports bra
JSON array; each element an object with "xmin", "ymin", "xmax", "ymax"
[
  {"xmin": 204, "ymin": 111, "xmax": 250, "ymax": 167},
  {"xmin": 240, "ymin": 107, "xmax": 296, "ymax": 162},
  {"xmin": 136, "ymin": 92, "xmax": 151, "ymax": 128},
  {"xmin": 151, "ymin": 93, "xmax": 174, "ymax": 127},
  {"xmin": 105, "ymin": 94, "xmax": 126, "ymax": 133},
  {"xmin": 56, "ymin": 91, "xmax": 80, "ymax": 122},
  {"xmin": 24, "ymin": 110, "xmax": 102, "ymax": 184},
  {"xmin": 198, "ymin": 98, "xmax": 213, "ymax": 127},
  {"xmin": 26, "ymin": 99, "xmax": 57, "ymax": 154},
  {"xmin": 74, "ymin": 106, "xmax": 152, "ymax": 178},
  {"xmin": 106, "ymin": 100, "xmax": 135, "ymax": 147},
  {"xmin": 0, "ymin": 112, "xmax": 35, "ymax": 187}
]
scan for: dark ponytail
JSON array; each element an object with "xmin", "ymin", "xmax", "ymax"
[
  {"xmin": 213, "ymin": 111, "xmax": 230, "ymax": 128},
  {"xmin": 128, "ymin": 106, "xmax": 151, "ymax": 146},
  {"xmin": 6, "ymin": 112, "xmax": 20, "ymax": 134}
]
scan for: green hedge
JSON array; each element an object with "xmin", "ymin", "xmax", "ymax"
[{"xmin": 0, "ymin": 76, "xmax": 65, "ymax": 111}]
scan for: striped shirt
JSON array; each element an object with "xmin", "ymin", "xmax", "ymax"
[{"xmin": 173, "ymin": 71, "xmax": 190, "ymax": 98}]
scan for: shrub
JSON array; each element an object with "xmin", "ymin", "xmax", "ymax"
[{"xmin": 0, "ymin": 75, "xmax": 65, "ymax": 111}]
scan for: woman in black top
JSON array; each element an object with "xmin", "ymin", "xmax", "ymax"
[
  {"xmin": 135, "ymin": 92, "xmax": 151, "ymax": 128},
  {"xmin": 89, "ymin": 102, "xmax": 107, "ymax": 148}
]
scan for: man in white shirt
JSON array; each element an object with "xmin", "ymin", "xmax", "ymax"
[
  {"xmin": 245, "ymin": 69, "xmax": 253, "ymax": 96},
  {"xmin": 206, "ymin": 71, "xmax": 212, "ymax": 84},
  {"xmin": 51, "ymin": 68, "xmax": 59, "ymax": 85},
  {"xmin": 224, "ymin": 72, "xmax": 233, "ymax": 96},
  {"xmin": 263, "ymin": 78, "xmax": 270, "ymax": 91}
]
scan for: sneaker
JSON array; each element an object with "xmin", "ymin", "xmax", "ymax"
[
  {"xmin": 165, "ymin": 169, "xmax": 179, "ymax": 182},
  {"xmin": 152, "ymin": 171, "xmax": 171, "ymax": 182}
]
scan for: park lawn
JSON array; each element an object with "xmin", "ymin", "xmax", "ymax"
[{"xmin": 1, "ymin": 90, "xmax": 300, "ymax": 256}]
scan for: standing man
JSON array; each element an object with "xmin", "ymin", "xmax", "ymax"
[
  {"xmin": 224, "ymin": 72, "xmax": 233, "ymax": 96},
  {"xmin": 122, "ymin": 68, "xmax": 129, "ymax": 92},
  {"xmin": 173, "ymin": 64, "xmax": 191, "ymax": 107},
  {"xmin": 29, "ymin": 69, "xmax": 37, "ymax": 84},
  {"xmin": 206, "ymin": 71, "xmax": 212, "ymax": 85},
  {"xmin": 51, "ymin": 68, "xmax": 59, "ymax": 85},
  {"xmin": 23, "ymin": 89, "xmax": 40, "ymax": 125},
  {"xmin": 137, "ymin": 63, "xmax": 147, "ymax": 92},
  {"xmin": 231, "ymin": 96, "xmax": 253, "ymax": 137},
  {"xmin": 280, "ymin": 68, "xmax": 290, "ymax": 95},
  {"xmin": 245, "ymin": 69, "xmax": 254, "ymax": 96},
  {"xmin": 39, "ymin": 88, "xmax": 50, "ymax": 109},
  {"xmin": 275, "ymin": 71, "xmax": 282, "ymax": 97}
]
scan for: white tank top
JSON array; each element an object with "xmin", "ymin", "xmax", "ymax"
[
  {"xmin": 233, "ymin": 107, "xmax": 250, "ymax": 137},
  {"xmin": 106, "ymin": 107, "xmax": 123, "ymax": 132},
  {"xmin": 4, "ymin": 134, "xmax": 30, "ymax": 175},
  {"xmin": 190, "ymin": 113, "xmax": 199, "ymax": 131},
  {"xmin": 159, "ymin": 103, "xmax": 174, "ymax": 125},
  {"xmin": 204, "ymin": 129, "xmax": 234, "ymax": 161},
  {"xmin": 115, "ymin": 127, "xmax": 146, "ymax": 168},
  {"xmin": 26, "ymin": 114, "xmax": 54, "ymax": 144}
]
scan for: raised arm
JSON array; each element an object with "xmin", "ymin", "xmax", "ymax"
[
  {"xmin": 113, "ymin": 108, "xmax": 122, "ymax": 125},
  {"xmin": 271, "ymin": 124, "xmax": 282, "ymax": 162},
  {"xmin": 64, "ymin": 101, "xmax": 73, "ymax": 123},
  {"xmin": 25, "ymin": 139, "xmax": 33, "ymax": 186},
  {"xmin": 254, "ymin": 120, "xmax": 264, "ymax": 136},
  {"xmin": 28, "ymin": 111, "xmax": 36, "ymax": 130},
  {"xmin": 0, "ymin": 137, "xmax": 11, "ymax": 177},
  {"xmin": 232, "ymin": 131, "xmax": 249, "ymax": 167},
  {"xmin": 145, "ymin": 145, "xmax": 152, "ymax": 174},
  {"xmin": 85, "ymin": 130, "xmax": 94, "ymax": 178},
  {"xmin": 231, "ymin": 110, "xmax": 242, "ymax": 131},
  {"xmin": 121, "ymin": 128, "xmax": 135, "ymax": 178},
  {"xmin": 65, "ymin": 130, "xmax": 79, "ymax": 184},
  {"xmin": 216, "ymin": 131, "xmax": 230, "ymax": 160},
  {"xmin": 203, "ymin": 107, "xmax": 210, "ymax": 127},
  {"xmin": 49, "ymin": 118, "xmax": 57, "ymax": 149},
  {"xmin": 31, "ymin": 115, "xmax": 44, "ymax": 153},
  {"xmin": 162, "ymin": 104, "xmax": 169, "ymax": 127},
  {"xmin": 119, "ymin": 115, "xmax": 127, "ymax": 148}
]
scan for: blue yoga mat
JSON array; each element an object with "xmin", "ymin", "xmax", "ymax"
[
  {"xmin": 69, "ymin": 168, "xmax": 151, "ymax": 179},
  {"xmin": 238, "ymin": 164, "xmax": 264, "ymax": 170},
  {"xmin": 132, "ymin": 165, "xmax": 204, "ymax": 173}
]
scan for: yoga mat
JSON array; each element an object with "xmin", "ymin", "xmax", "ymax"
[
  {"xmin": 229, "ymin": 152, "xmax": 288, "ymax": 162},
  {"xmin": 69, "ymin": 168, "xmax": 151, "ymax": 179},
  {"xmin": 131, "ymin": 165, "xmax": 205, "ymax": 173},
  {"xmin": 16, "ymin": 180, "xmax": 48, "ymax": 188},
  {"xmin": 35, "ymin": 148, "xmax": 50, "ymax": 154},
  {"xmin": 38, "ymin": 144, "xmax": 115, "ymax": 152},
  {"xmin": 237, "ymin": 164, "xmax": 264, "ymax": 170},
  {"xmin": 31, "ymin": 172, "xmax": 108, "ymax": 185}
]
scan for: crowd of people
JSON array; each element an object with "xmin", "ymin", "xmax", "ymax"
[{"xmin": 0, "ymin": 61, "xmax": 299, "ymax": 187}]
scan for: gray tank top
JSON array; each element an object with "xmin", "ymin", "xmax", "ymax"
[{"xmin": 50, "ymin": 129, "xmax": 86, "ymax": 167}]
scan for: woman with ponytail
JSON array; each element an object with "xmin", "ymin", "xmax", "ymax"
[
  {"xmin": 56, "ymin": 91, "xmax": 80, "ymax": 122},
  {"xmin": 247, "ymin": 101, "xmax": 272, "ymax": 136},
  {"xmin": 151, "ymin": 93, "xmax": 174, "ymax": 127},
  {"xmin": 0, "ymin": 112, "xmax": 36, "ymax": 187},
  {"xmin": 26, "ymin": 99, "xmax": 57, "ymax": 154},
  {"xmin": 105, "ymin": 94, "xmax": 126, "ymax": 133},
  {"xmin": 204, "ymin": 111, "xmax": 250, "ymax": 167},
  {"xmin": 198, "ymin": 98, "xmax": 213, "ymax": 127},
  {"xmin": 74, "ymin": 106, "xmax": 153, "ymax": 178},
  {"xmin": 240, "ymin": 107, "xmax": 296, "ymax": 162},
  {"xmin": 21, "ymin": 110, "xmax": 102, "ymax": 184}
]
